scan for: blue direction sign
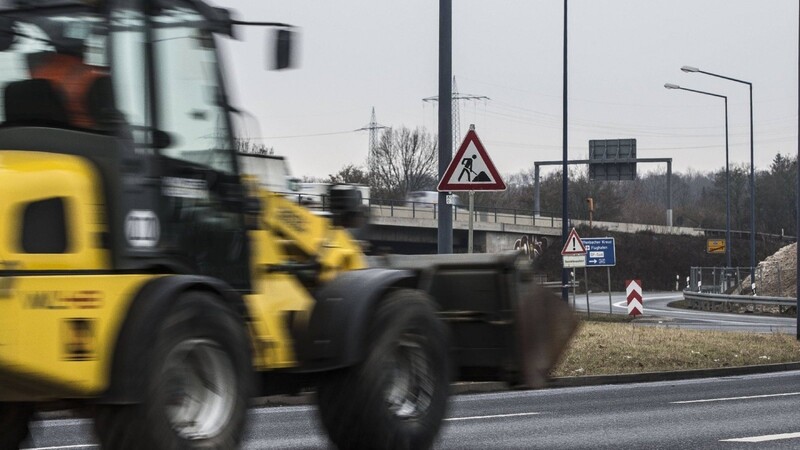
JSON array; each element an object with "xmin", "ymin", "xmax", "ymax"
[{"xmin": 583, "ymin": 237, "xmax": 616, "ymax": 267}]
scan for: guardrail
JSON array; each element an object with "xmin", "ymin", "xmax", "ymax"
[
  {"xmin": 369, "ymin": 200, "xmax": 563, "ymax": 228},
  {"xmin": 283, "ymin": 192, "xmax": 704, "ymax": 235},
  {"xmin": 683, "ymin": 290, "xmax": 796, "ymax": 313},
  {"xmin": 539, "ymin": 281, "xmax": 577, "ymax": 290},
  {"xmin": 282, "ymin": 192, "xmax": 563, "ymax": 227}
]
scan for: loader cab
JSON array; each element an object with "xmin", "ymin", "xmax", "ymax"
[{"xmin": 0, "ymin": 0, "xmax": 277, "ymax": 290}]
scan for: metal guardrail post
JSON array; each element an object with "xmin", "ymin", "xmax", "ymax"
[
  {"xmin": 736, "ymin": 268, "xmax": 741, "ymax": 292},
  {"xmin": 514, "ymin": 210, "xmax": 517, "ymax": 225},
  {"xmin": 713, "ymin": 269, "xmax": 717, "ymax": 292},
  {"xmin": 412, "ymin": 202, "xmax": 415, "ymax": 218}
]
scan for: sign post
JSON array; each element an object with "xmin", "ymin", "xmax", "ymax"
[
  {"xmin": 561, "ymin": 228, "xmax": 587, "ymax": 314},
  {"xmin": 438, "ymin": 125, "xmax": 506, "ymax": 253},
  {"xmin": 583, "ymin": 237, "xmax": 616, "ymax": 313},
  {"xmin": 468, "ymin": 191, "xmax": 474, "ymax": 253}
]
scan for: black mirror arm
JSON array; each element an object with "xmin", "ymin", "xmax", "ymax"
[{"xmin": 230, "ymin": 21, "xmax": 295, "ymax": 29}]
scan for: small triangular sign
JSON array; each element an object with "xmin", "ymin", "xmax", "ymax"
[
  {"xmin": 438, "ymin": 128, "xmax": 506, "ymax": 192},
  {"xmin": 561, "ymin": 228, "xmax": 587, "ymax": 255}
]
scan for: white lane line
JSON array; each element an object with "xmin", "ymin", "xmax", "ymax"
[
  {"xmin": 721, "ymin": 432, "xmax": 800, "ymax": 443},
  {"xmin": 641, "ymin": 294, "xmax": 683, "ymax": 300},
  {"xmin": 31, "ymin": 418, "xmax": 92, "ymax": 428},
  {"xmin": 611, "ymin": 300, "xmax": 789, "ymax": 325},
  {"xmin": 22, "ymin": 445, "xmax": 97, "ymax": 450},
  {"xmin": 251, "ymin": 405, "xmax": 315, "ymax": 414},
  {"xmin": 672, "ymin": 392, "xmax": 800, "ymax": 404},
  {"xmin": 445, "ymin": 412, "xmax": 541, "ymax": 421}
]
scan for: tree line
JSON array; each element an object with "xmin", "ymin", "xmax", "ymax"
[{"xmin": 325, "ymin": 126, "xmax": 799, "ymax": 238}]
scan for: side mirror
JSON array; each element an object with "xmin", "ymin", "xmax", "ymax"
[{"xmin": 272, "ymin": 28, "xmax": 295, "ymax": 70}]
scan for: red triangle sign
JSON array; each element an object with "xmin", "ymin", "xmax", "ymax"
[
  {"xmin": 437, "ymin": 128, "xmax": 506, "ymax": 192},
  {"xmin": 560, "ymin": 228, "xmax": 587, "ymax": 255}
]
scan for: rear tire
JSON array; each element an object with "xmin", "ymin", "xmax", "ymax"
[
  {"xmin": 317, "ymin": 289, "xmax": 450, "ymax": 450},
  {"xmin": 0, "ymin": 403, "xmax": 33, "ymax": 450},
  {"xmin": 94, "ymin": 291, "xmax": 252, "ymax": 450}
]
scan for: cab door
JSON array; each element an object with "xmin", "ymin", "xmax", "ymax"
[{"xmin": 149, "ymin": 2, "xmax": 250, "ymax": 289}]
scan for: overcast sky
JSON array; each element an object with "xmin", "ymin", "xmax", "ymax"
[{"xmin": 214, "ymin": 0, "xmax": 798, "ymax": 181}]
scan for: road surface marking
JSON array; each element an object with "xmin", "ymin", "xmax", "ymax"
[
  {"xmin": 721, "ymin": 432, "xmax": 800, "ymax": 443},
  {"xmin": 445, "ymin": 412, "xmax": 541, "ymax": 421},
  {"xmin": 610, "ymin": 299, "xmax": 791, "ymax": 326},
  {"xmin": 672, "ymin": 392, "xmax": 800, "ymax": 404},
  {"xmin": 31, "ymin": 418, "xmax": 92, "ymax": 428},
  {"xmin": 22, "ymin": 445, "xmax": 97, "ymax": 450}
]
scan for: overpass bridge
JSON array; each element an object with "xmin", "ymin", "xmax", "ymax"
[{"xmin": 362, "ymin": 201, "xmax": 703, "ymax": 254}]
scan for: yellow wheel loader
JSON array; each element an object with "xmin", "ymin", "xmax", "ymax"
[{"xmin": 0, "ymin": 1, "xmax": 576, "ymax": 449}]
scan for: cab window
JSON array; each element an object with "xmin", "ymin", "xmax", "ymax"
[{"xmin": 152, "ymin": 3, "xmax": 234, "ymax": 174}]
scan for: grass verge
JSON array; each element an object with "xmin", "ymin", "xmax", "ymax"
[{"xmin": 551, "ymin": 316, "xmax": 800, "ymax": 377}]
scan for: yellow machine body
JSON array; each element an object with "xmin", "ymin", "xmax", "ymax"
[{"xmin": 0, "ymin": 151, "xmax": 367, "ymax": 399}]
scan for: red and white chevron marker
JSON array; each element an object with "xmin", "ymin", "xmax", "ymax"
[{"xmin": 625, "ymin": 279, "xmax": 643, "ymax": 317}]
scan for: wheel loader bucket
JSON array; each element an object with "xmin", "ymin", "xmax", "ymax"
[
  {"xmin": 514, "ymin": 283, "xmax": 578, "ymax": 387},
  {"xmin": 370, "ymin": 251, "xmax": 579, "ymax": 388}
]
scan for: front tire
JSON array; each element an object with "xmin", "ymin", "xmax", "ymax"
[
  {"xmin": 317, "ymin": 289, "xmax": 450, "ymax": 450},
  {"xmin": 94, "ymin": 291, "xmax": 252, "ymax": 450},
  {"xmin": 0, "ymin": 403, "xmax": 33, "ymax": 450}
]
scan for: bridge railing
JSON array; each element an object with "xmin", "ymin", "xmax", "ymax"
[{"xmin": 367, "ymin": 198, "xmax": 563, "ymax": 228}]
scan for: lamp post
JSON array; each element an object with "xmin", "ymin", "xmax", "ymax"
[
  {"xmin": 437, "ymin": 0, "xmax": 453, "ymax": 254},
  {"xmin": 681, "ymin": 66, "xmax": 755, "ymax": 286},
  {"xmin": 665, "ymin": 83, "xmax": 732, "ymax": 269},
  {"xmin": 561, "ymin": 0, "xmax": 569, "ymax": 302}
]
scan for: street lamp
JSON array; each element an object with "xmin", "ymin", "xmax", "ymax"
[
  {"xmin": 665, "ymin": 83, "xmax": 732, "ymax": 269},
  {"xmin": 681, "ymin": 66, "xmax": 756, "ymax": 287}
]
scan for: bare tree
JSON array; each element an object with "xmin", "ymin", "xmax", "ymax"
[
  {"xmin": 368, "ymin": 127, "xmax": 438, "ymax": 199},
  {"xmin": 328, "ymin": 164, "xmax": 370, "ymax": 185},
  {"xmin": 475, "ymin": 169, "xmax": 537, "ymax": 211},
  {"xmin": 235, "ymin": 138, "xmax": 274, "ymax": 155}
]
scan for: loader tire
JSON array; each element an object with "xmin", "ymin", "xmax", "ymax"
[
  {"xmin": 0, "ymin": 403, "xmax": 33, "ymax": 450},
  {"xmin": 94, "ymin": 292, "xmax": 252, "ymax": 450},
  {"xmin": 317, "ymin": 289, "xmax": 450, "ymax": 450}
]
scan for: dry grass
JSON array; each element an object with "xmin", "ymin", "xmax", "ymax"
[{"xmin": 551, "ymin": 320, "xmax": 800, "ymax": 377}]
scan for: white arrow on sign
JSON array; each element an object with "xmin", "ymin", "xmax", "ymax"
[{"xmin": 627, "ymin": 298, "xmax": 643, "ymax": 316}]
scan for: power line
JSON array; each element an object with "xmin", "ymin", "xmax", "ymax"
[{"xmin": 255, "ymin": 130, "xmax": 356, "ymax": 139}]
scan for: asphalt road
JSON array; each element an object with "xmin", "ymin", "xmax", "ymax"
[
  {"xmin": 19, "ymin": 292, "xmax": 798, "ymax": 449},
  {"xmin": 570, "ymin": 290, "xmax": 796, "ymax": 333},
  {"xmin": 24, "ymin": 370, "xmax": 800, "ymax": 449}
]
